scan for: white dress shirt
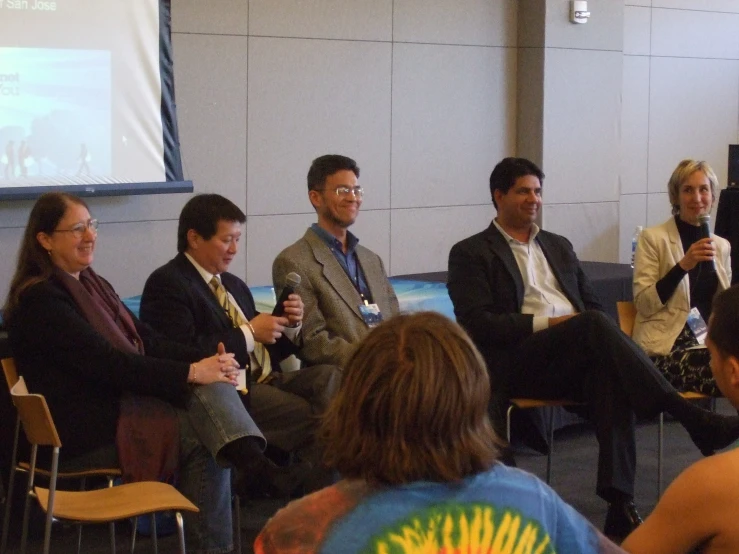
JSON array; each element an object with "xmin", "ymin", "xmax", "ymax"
[{"xmin": 493, "ymin": 220, "xmax": 575, "ymax": 332}]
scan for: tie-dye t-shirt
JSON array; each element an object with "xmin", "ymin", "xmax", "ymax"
[{"xmin": 255, "ymin": 464, "xmax": 625, "ymax": 554}]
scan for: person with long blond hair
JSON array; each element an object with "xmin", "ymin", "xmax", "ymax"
[{"xmin": 255, "ymin": 312, "xmax": 625, "ymax": 553}]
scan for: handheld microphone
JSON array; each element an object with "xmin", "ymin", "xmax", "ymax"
[
  {"xmin": 697, "ymin": 214, "xmax": 716, "ymax": 272},
  {"xmin": 272, "ymin": 272, "xmax": 302, "ymax": 316}
]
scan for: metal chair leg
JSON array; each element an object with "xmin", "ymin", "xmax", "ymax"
[
  {"xmin": 657, "ymin": 412, "xmax": 664, "ymax": 501},
  {"xmin": 0, "ymin": 418, "xmax": 21, "ymax": 554},
  {"xmin": 233, "ymin": 495, "xmax": 241, "ymax": 554},
  {"xmin": 130, "ymin": 516, "xmax": 139, "ymax": 554},
  {"xmin": 19, "ymin": 444, "xmax": 39, "ymax": 554},
  {"xmin": 546, "ymin": 407, "xmax": 554, "ymax": 484},
  {"xmin": 107, "ymin": 477, "xmax": 116, "ymax": 554},
  {"xmin": 41, "ymin": 448, "xmax": 60, "ymax": 554},
  {"xmin": 506, "ymin": 404, "xmax": 515, "ymax": 444},
  {"xmin": 151, "ymin": 514, "xmax": 158, "ymax": 554},
  {"xmin": 75, "ymin": 477, "xmax": 87, "ymax": 554},
  {"xmin": 175, "ymin": 512, "xmax": 186, "ymax": 554}
]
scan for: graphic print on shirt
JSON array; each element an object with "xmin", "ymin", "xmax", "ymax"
[{"xmin": 360, "ymin": 502, "xmax": 554, "ymax": 554}]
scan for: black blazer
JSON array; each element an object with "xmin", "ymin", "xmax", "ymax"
[
  {"xmin": 7, "ymin": 276, "xmax": 200, "ymax": 459},
  {"xmin": 448, "ymin": 223, "xmax": 603, "ymax": 376},
  {"xmin": 140, "ymin": 253, "xmax": 297, "ymax": 372}
]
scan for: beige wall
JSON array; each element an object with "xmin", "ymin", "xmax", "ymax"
[
  {"xmin": 619, "ymin": 0, "xmax": 739, "ymax": 263},
  {"xmin": 1, "ymin": 0, "xmax": 738, "ymax": 301},
  {"xmin": 517, "ymin": 0, "xmax": 624, "ymax": 263}
]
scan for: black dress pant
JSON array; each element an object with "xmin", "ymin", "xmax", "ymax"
[{"xmin": 493, "ymin": 310, "xmax": 674, "ymax": 500}]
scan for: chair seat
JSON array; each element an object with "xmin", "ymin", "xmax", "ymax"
[
  {"xmin": 510, "ymin": 398, "xmax": 582, "ymax": 410},
  {"xmin": 34, "ymin": 481, "xmax": 199, "ymax": 523},
  {"xmin": 680, "ymin": 391, "xmax": 710, "ymax": 400},
  {"xmin": 18, "ymin": 461, "xmax": 121, "ymax": 480}
]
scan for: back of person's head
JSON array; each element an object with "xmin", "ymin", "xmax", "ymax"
[
  {"xmin": 667, "ymin": 159, "xmax": 719, "ymax": 216},
  {"xmin": 489, "ymin": 157, "xmax": 544, "ymax": 209},
  {"xmin": 708, "ymin": 285, "xmax": 739, "ymax": 360},
  {"xmin": 307, "ymin": 154, "xmax": 360, "ymax": 192},
  {"xmin": 177, "ymin": 194, "xmax": 246, "ymax": 253},
  {"xmin": 321, "ymin": 311, "xmax": 499, "ymax": 485},
  {"xmin": 4, "ymin": 192, "xmax": 88, "ymax": 321}
]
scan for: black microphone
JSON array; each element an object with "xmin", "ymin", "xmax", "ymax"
[
  {"xmin": 698, "ymin": 214, "xmax": 716, "ymax": 272},
  {"xmin": 272, "ymin": 272, "xmax": 301, "ymax": 316}
]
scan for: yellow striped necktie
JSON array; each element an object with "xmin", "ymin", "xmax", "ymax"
[{"xmin": 209, "ymin": 276, "xmax": 272, "ymax": 381}]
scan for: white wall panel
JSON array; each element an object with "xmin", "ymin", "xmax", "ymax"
[
  {"xmin": 247, "ymin": 38, "xmax": 391, "ymax": 216},
  {"xmin": 544, "ymin": 202, "xmax": 619, "ymax": 263},
  {"xmin": 543, "ymin": 49, "xmax": 622, "ymax": 204},
  {"xmin": 624, "ymin": 6, "xmax": 651, "ymax": 56},
  {"xmin": 92, "ymin": 220, "xmax": 180, "ymax": 299},
  {"xmin": 391, "ymin": 43, "xmax": 515, "ymax": 209},
  {"xmin": 393, "ymin": 0, "xmax": 516, "ymax": 46},
  {"xmin": 652, "ymin": 0, "xmax": 739, "ymax": 13},
  {"xmin": 249, "ymin": 0, "xmax": 392, "ymax": 41},
  {"xmin": 647, "ymin": 57, "xmax": 739, "ymax": 193},
  {"xmin": 651, "ymin": 9, "xmax": 739, "ymax": 59},
  {"xmin": 647, "ymin": 192, "xmax": 671, "ymax": 226},
  {"xmin": 174, "ymin": 34, "xmax": 248, "ymax": 211},
  {"xmin": 0, "ymin": 226, "xmax": 22, "ymax": 302},
  {"xmin": 390, "ymin": 205, "xmax": 492, "ymax": 275},
  {"xmin": 172, "ymin": 0, "xmax": 248, "ymax": 35},
  {"xmin": 620, "ymin": 56, "xmax": 650, "ymax": 195}
]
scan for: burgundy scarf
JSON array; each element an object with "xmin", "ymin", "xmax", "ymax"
[{"xmin": 54, "ymin": 267, "xmax": 179, "ymax": 484}]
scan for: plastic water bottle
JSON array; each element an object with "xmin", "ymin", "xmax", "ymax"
[{"xmin": 631, "ymin": 226, "xmax": 643, "ymax": 268}]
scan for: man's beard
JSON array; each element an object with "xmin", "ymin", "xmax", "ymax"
[{"xmin": 325, "ymin": 209, "xmax": 355, "ymax": 229}]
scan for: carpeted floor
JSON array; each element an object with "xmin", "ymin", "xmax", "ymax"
[{"xmin": 3, "ymin": 399, "xmax": 731, "ymax": 553}]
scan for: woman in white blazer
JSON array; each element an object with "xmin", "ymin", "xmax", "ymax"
[{"xmin": 633, "ymin": 160, "xmax": 731, "ymax": 395}]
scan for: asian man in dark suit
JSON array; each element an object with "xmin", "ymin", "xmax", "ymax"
[
  {"xmin": 447, "ymin": 157, "xmax": 739, "ymax": 540},
  {"xmin": 140, "ymin": 194, "xmax": 341, "ymax": 492}
]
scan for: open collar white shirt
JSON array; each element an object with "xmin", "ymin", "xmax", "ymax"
[{"xmin": 492, "ymin": 219, "xmax": 575, "ymax": 332}]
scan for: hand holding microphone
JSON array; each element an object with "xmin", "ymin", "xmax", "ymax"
[
  {"xmin": 273, "ymin": 272, "xmax": 304, "ymax": 327},
  {"xmin": 679, "ymin": 214, "xmax": 716, "ymax": 272}
]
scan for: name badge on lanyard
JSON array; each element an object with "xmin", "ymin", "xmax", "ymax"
[
  {"xmin": 686, "ymin": 307, "xmax": 708, "ymax": 345},
  {"xmin": 359, "ymin": 302, "xmax": 383, "ymax": 328}
]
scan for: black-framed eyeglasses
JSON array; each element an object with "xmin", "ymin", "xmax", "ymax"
[{"xmin": 53, "ymin": 219, "xmax": 99, "ymax": 238}]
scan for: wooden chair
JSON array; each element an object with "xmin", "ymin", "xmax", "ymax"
[
  {"xmin": 506, "ymin": 398, "xmax": 583, "ymax": 484},
  {"xmin": 10, "ymin": 376, "xmax": 198, "ymax": 554},
  {"xmin": 616, "ymin": 301, "xmax": 711, "ymax": 498},
  {"xmin": 2, "ymin": 357, "xmax": 122, "ymax": 554}
]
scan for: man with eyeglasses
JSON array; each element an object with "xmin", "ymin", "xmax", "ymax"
[{"xmin": 273, "ymin": 154, "xmax": 399, "ymax": 368}]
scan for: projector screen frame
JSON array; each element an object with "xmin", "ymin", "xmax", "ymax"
[{"xmin": 0, "ymin": 180, "xmax": 193, "ymax": 201}]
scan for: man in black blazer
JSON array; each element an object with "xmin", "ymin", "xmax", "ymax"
[
  {"xmin": 140, "ymin": 194, "xmax": 341, "ymax": 491},
  {"xmin": 448, "ymin": 157, "xmax": 739, "ymax": 539}
]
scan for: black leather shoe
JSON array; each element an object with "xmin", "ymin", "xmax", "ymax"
[
  {"xmin": 233, "ymin": 460, "xmax": 312, "ymax": 499},
  {"xmin": 603, "ymin": 500, "xmax": 642, "ymax": 540},
  {"xmin": 685, "ymin": 412, "xmax": 739, "ymax": 457}
]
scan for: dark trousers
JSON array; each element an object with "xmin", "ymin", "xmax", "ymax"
[
  {"xmin": 249, "ymin": 364, "xmax": 342, "ymax": 491},
  {"xmin": 495, "ymin": 310, "xmax": 674, "ymax": 501}
]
